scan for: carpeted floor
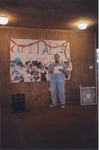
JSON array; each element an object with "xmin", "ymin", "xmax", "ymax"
[{"xmin": 1, "ymin": 102, "xmax": 98, "ymax": 149}]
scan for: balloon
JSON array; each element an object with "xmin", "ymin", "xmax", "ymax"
[{"xmin": 14, "ymin": 57, "xmax": 21, "ymax": 63}]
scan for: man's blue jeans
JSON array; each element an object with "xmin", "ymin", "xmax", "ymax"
[{"xmin": 50, "ymin": 81, "xmax": 65, "ymax": 105}]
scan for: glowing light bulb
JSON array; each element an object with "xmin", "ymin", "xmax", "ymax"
[
  {"xmin": 0, "ymin": 17, "xmax": 8, "ymax": 25},
  {"xmin": 78, "ymin": 23, "xmax": 87, "ymax": 30}
]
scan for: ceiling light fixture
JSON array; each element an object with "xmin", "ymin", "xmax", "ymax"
[
  {"xmin": 78, "ymin": 23, "xmax": 87, "ymax": 30},
  {"xmin": 0, "ymin": 17, "xmax": 8, "ymax": 25}
]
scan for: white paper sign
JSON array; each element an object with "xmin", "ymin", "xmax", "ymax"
[
  {"xmin": 10, "ymin": 38, "xmax": 72, "ymax": 82},
  {"xmin": 54, "ymin": 66, "xmax": 63, "ymax": 74}
]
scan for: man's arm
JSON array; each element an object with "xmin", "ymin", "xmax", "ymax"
[
  {"xmin": 59, "ymin": 68, "xmax": 67, "ymax": 74},
  {"xmin": 48, "ymin": 64, "xmax": 57, "ymax": 73}
]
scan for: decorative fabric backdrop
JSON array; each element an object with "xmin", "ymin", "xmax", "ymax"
[{"xmin": 10, "ymin": 39, "xmax": 72, "ymax": 83}]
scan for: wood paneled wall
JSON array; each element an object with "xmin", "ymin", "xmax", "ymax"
[{"xmin": 0, "ymin": 27, "xmax": 96, "ymax": 111}]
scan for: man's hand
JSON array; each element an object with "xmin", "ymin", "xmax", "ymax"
[
  {"xmin": 59, "ymin": 69, "xmax": 64, "ymax": 72},
  {"xmin": 59, "ymin": 69, "xmax": 66, "ymax": 74},
  {"xmin": 59, "ymin": 68, "xmax": 63, "ymax": 71}
]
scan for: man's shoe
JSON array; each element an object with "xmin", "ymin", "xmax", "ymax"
[
  {"xmin": 60, "ymin": 104, "xmax": 65, "ymax": 109},
  {"xmin": 49, "ymin": 104, "xmax": 57, "ymax": 108}
]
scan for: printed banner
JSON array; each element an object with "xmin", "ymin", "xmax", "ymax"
[{"xmin": 10, "ymin": 39, "xmax": 72, "ymax": 83}]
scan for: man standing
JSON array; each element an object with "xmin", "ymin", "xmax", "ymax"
[{"xmin": 48, "ymin": 54, "xmax": 67, "ymax": 109}]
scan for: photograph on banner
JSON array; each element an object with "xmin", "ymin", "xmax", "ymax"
[{"xmin": 10, "ymin": 39, "xmax": 72, "ymax": 83}]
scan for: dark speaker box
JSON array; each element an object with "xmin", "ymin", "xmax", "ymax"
[{"xmin": 12, "ymin": 93, "xmax": 26, "ymax": 113}]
